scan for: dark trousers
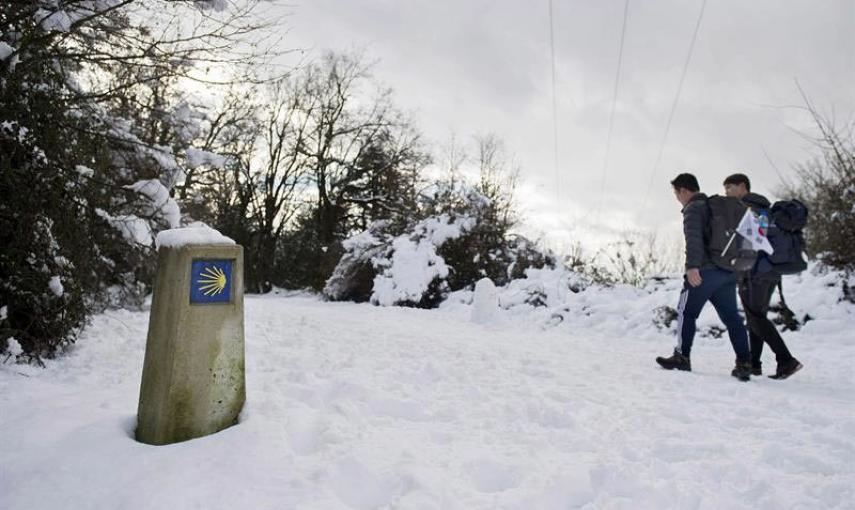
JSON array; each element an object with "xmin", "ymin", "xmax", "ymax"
[
  {"xmin": 676, "ymin": 267, "xmax": 751, "ymax": 361},
  {"xmin": 738, "ymin": 273, "xmax": 794, "ymax": 367}
]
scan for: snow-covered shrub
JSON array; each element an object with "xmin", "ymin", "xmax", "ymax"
[
  {"xmin": 421, "ymin": 179, "xmax": 556, "ymax": 290},
  {"xmin": 324, "ymin": 215, "xmax": 475, "ymax": 307},
  {"xmin": 325, "ymin": 166, "xmax": 557, "ymax": 307},
  {"xmin": 786, "ymin": 110, "xmax": 855, "ymax": 272},
  {"xmin": 371, "ymin": 215, "xmax": 475, "ymax": 307},
  {"xmin": 440, "ymin": 229, "xmax": 557, "ymax": 291},
  {"xmin": 843, "ymin": 274, "xmax": 855, "ymax": 304},
  {"xmin": 0, "ymin": 213, "xmax": 86, "ymax": 361},
  {"xmin": 0, "ymin": 111, "xmax": 155, "ymax": 360},
  {"xmin": 322, "ymin": 221, "xmax": 392, "ymax": 302},
  {"xmin": 652, "ymin": 305, "xmax": 678, "ymax": 331},
  {"xmin": 495, "ymin": 266, "xmax": 591, "ymax": 311},
  {"xmin": 0, "ymin": 1, "xmax": 259, "ymax": 361}
]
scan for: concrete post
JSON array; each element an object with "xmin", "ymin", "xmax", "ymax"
[{"xmin": 136, "ymin": 243, "xmax": 245, "ymax": 445}]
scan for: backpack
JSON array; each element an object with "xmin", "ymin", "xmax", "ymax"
[
  {"xmin": 766, "ymin": 199, "xmax": 809, "ymax": 275},
  {"xmin": 706, "ymin": 195, "xmax": 757, "ymax": 272}
]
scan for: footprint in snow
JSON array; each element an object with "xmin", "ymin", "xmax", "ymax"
[{"xmin": 467, "ymin": 458, "xmax": 521, "ymax": 493}]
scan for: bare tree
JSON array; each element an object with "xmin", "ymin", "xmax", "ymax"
[
  {"xmin": 784, "ymin": 91, "xmax": 855, "ymax": 270},
  {"xmin": 294, "ymin": 52, "xmax": 416, "ymax": 243},
  {"xmin": 474, "ymin": 133, "xmax": 520, "ymax": 233},
  {"xmin": 601, "ymin": 230, "xmax": 682, "ymax": 287}
]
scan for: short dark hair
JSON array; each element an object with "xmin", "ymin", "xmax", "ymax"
[
  {"xmin": 670, "ymin": 173, "xmax": 700, "ymax": 192},
  {"xmin": 723, "ymin": 173, "xmax": 751, "ymax": 191}
]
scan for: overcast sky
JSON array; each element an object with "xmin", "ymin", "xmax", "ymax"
[{"xmin": 278, "ymin": 0, "xmax": 854, "ymax": 253}]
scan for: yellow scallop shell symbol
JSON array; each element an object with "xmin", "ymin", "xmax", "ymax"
[{"xmin": 197, "ymin": 266, "xmax": 227, "ymax": 296}]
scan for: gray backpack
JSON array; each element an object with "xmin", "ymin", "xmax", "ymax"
[{"xmin": 706, "ymin": 195, "xmax": 757, "ymax": 272}]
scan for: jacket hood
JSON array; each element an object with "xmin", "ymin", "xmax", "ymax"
[{"xmin": 741, "ymin": 192, "xmax": 771, "ymax": 209}]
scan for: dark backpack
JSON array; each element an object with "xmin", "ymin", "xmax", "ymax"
[
  {"xmin": 766, "ymin": 199, "xmax": 808, "ymax": 275},
  {"xmin": 706, "ymin": 195, "xmax": 757, "ymax": 272}
]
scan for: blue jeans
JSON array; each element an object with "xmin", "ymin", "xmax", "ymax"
[{"xmin": 675, "ymin": 267, "xmax": 750, "ymax": 361}]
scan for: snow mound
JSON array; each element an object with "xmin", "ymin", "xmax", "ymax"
[
  {"xmin": 471, "ymin": 278, "xmax": 499, "ymax": 324},
  {"xmin": 155, "ymin": 226, "xmax": 235, "ymax": 249}
]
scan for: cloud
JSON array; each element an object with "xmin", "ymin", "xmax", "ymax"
[{"xmin": 281, "ymin": 0, "xmax": 855, "ymax": 250}]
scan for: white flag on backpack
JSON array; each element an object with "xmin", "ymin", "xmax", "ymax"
[{"xmin": 735, "ymin": 210, "xmax": 774, "ymax": 254}]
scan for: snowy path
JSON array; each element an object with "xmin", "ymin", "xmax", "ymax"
[{"xmin": 1, "ymin": 295, "xmax": 854, "ymax": 509}]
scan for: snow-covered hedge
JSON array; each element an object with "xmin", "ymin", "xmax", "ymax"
[
  {"xmin": 324, "ymin": 213, "xmax": 557, "ymax": 308},
  {"xmin": 440, "ymin": 262, "xmax": 851, "ymax": 344},
  {"xmin": 0, "ymin": 0, "xmax": 235, "ymax": 361},
  {"xmin": 324, "ymin": 215, "xmax": 474, "ymax": 307}
]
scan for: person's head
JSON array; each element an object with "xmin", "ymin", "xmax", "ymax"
[
  {"xmin": 670, "ymin": 173, "xmax": 700, "ymax": 206},
  {"xmin": 723, "ymin": 173, "xmax": 750, "ymax": 199}
]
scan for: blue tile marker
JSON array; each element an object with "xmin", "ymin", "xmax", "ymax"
[{"xmin": 190, "ymin": 259, "xmax": 233, "ymax": 304}]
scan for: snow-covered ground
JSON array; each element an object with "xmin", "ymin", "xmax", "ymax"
[{"xmin": 1, "ymin": 271, "xmax": 854, "ymax": 509}]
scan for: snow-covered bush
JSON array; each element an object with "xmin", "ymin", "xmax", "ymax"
[
  {"xmin": 322, "ymin": 221, "xmax": 393, "ymax": 303},
  {"xmin": 324, "ymin": 215, "xmax": 475, "ymax": 307},
  {"xmin": 325, "ymin": 156, "xmax": 557, "ymax": 307},
  {"xmin": 371, "ymin": 215, "xmax": 475, "ymax": 307},
  {"xmin": 325, "ymin": 215, "xmax": 558, "ymax": 309}
]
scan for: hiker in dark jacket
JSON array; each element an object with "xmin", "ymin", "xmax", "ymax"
[
  {"xmin": 723, "ymin": 173, "xmax": 803, "ymax": 379},
  {"xmin": 657, "ymin": 173, "xmax": 753, "ymax": 381}
]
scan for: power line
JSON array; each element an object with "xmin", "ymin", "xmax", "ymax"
[
  {"xmin": 594, "ymin": 0, "xmax": 631, "ymax": 216},
  {"xmin": 548, "ymin": 0, "xmax": 560, "ymax": 207},
  {"xmin": 761, "ymin": 145, "xmax": 793, "ymax": 190},
  {"xmin": 640, "ymin": 0, "xmax": 708, "ymax": 215}
]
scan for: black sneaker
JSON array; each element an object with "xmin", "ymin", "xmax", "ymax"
[
  {"xmin": 731, "ymin": 360, "xmax": 752, "ymax": 382},
  {"xmin": 656, "ymin": 349, "xmax": 691, "ymax": 371},
  {"xmin": 769, "ymin": 358, "xmax": 803, "ymax": 380}
]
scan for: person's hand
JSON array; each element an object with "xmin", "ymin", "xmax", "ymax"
[{"xmin": 686, "ymin": 268, "xmax": 702, "ymax": 287}]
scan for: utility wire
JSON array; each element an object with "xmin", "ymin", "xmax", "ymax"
[
  {"xmin": 640, "ymin": 0, "xmax": 707, "ymax": 215},
  {"xmin": 594, "ymin": 0, "xmax": 631, "ymax": 217},
  {"xmin": 548, "ymin": 0, "xmax": 560, "ymax": 206}
]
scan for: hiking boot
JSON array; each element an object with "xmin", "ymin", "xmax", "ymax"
[
  {"xmin": 751, "ymin": 362, "xmax": 762, "ymax": 376},
  {"xmin": 656, "ymin": 350, "xmax": 691, "ymax": 371},
  {"xmin": 731, "ymin": 360, "xmax": 752, "ymax": 382},
  {"xmin": 769, "ymin": 358, "xmax": 803, "ymax": 380}
]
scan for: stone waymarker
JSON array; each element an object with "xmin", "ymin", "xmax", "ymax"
[{"xmin": 136, "ymin": 228, "xmax": 245, "ymax": 445}]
